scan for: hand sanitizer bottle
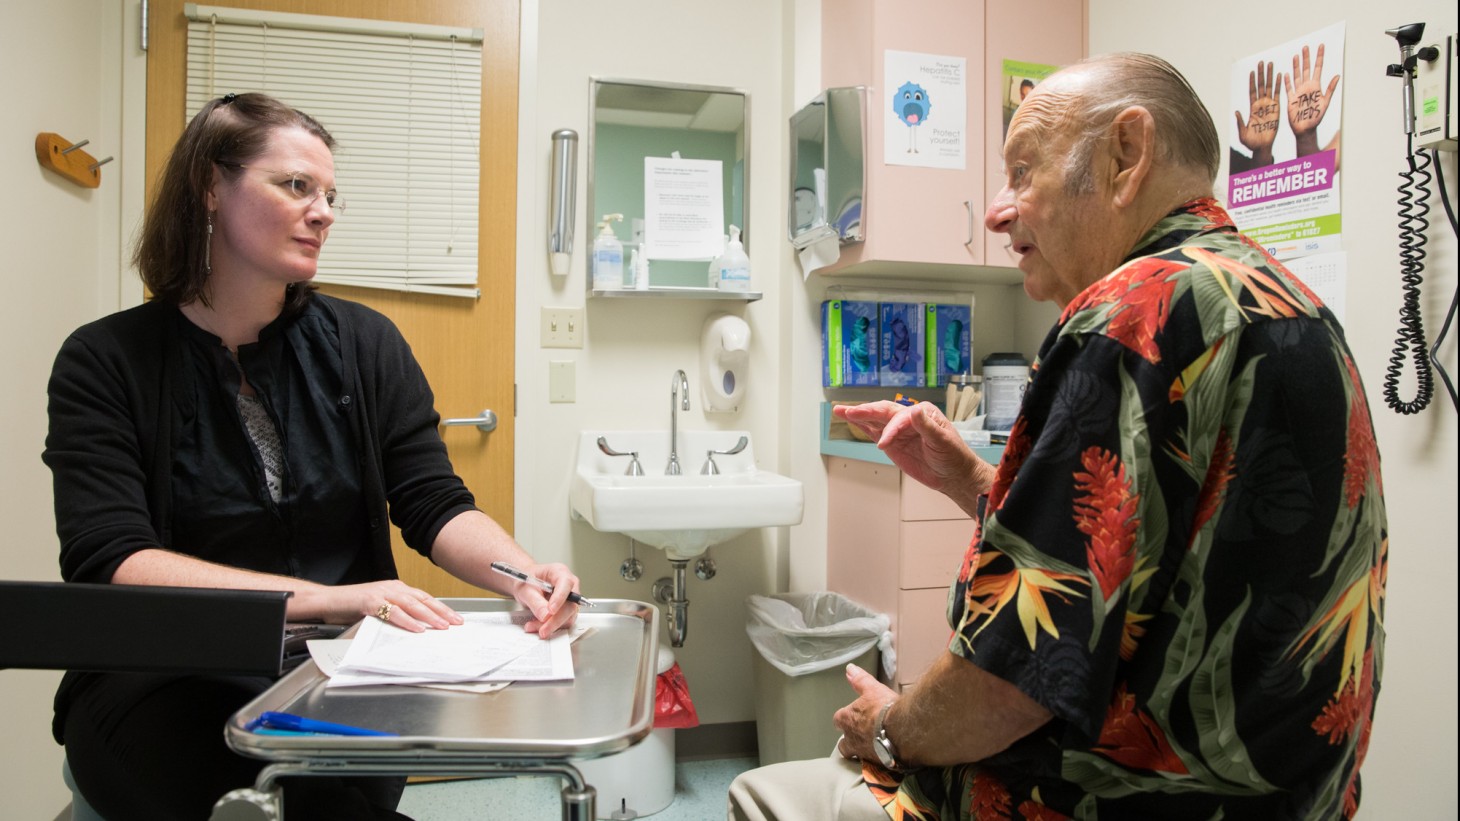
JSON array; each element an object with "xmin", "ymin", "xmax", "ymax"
[
  {"xmin": 592, "ymin": 214, "xmax": 624, "ymax": 290},
  {"xmin": 708, "ymin": 234, "xmax": 726, "ymax": 289},
  {"xmin": 717, "ymin": 225, "xmax": 750, "ymax": 291}
]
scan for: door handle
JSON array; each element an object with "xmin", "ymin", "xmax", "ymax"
[{"xmin": 441, "ymin": 409, "xmax": 498, "ymax": 433}]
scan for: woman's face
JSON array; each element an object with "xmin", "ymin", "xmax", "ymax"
[{"xmin": 207, "ymin": 126, "xmax": 336, "ymax": 290}]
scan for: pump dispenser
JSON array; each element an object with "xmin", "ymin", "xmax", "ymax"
[
  {"xmin": 592, "ymin": 214, "xmax": 624, "ymax": 289},
  {"xmin": 717, "ymin": 225, "xmax": 749, "ymax": 291}
]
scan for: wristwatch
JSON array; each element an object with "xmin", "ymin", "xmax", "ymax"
[{"xmin": 872, "ymin": 700, "xmax": 901, "ymax": 771}]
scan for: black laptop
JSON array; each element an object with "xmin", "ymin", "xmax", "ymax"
[{"xmin": 1, "ymin": 580, "xmax": 292, "ymax": 676}]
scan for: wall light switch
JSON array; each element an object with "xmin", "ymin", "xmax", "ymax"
[
  {"xmin": 548, "ymin": 360, "xmax": 575, "ymax": 403},
  {"xmin": 541, "ymin": 307, "xmax": 584, "ymax": 348}
]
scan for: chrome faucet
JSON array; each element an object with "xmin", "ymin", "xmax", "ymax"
[{"xmin": 668, "ymin": 369, "xmax": 690, "ymax": 475}]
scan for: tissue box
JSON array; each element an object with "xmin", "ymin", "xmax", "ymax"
[
  {"xmin": 878, "ymin": 302, "xmax": 925, "ymax": 387},
  {"xmin": 822, "ymin": 299, "xmax": 879, "ymax": 387},
  {"xmin": 925, "ymin": 303, "xmax": 972, "ymax": 386}
]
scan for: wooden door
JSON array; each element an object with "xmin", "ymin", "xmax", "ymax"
[{"xmin": 146, "ymin": 0, "xmax": 517, "ymax": 598}]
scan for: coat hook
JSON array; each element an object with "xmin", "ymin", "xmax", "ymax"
[{"xmin": 35, "ymin": 133, "xmax": 106, "ymax": 189}]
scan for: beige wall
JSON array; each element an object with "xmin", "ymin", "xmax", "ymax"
[
  {"xmin": 0, "ymin": 1, "xmax": 144, "ymax": 815},
  {"xmin": 5, "ymin": 0, "xmax": 1454, "ymax": 815},
  {"xmin": 513, "ymin": 0, "xmax": 791, "ymax": 725}
]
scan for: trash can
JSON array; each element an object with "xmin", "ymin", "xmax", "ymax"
[
  {"xmin": 746, "ymin": 593, "xmax": 891, "ymax": 765},
  {"xmin": 571, "ymin": 645, "xmax": 695, "ymax": 819}
]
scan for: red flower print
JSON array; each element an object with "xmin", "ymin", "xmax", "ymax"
[
  {"xmin": 1190, "ymin": 428, "xmax": 1235, "ymax": 547},
  {"xmin": 1094, "ymin": 684, "xmax": 1190, "ymax": 774},
  {"xmin": 1074, "ymin": 448, "xmax": 1140, "ymax": 599},
  {"xmin": 1340, "ymin": 354, "xmax": 1381, "ymax": 507},
  {"xmin": 1312, "ymin": 649, "xmax": 1377, "ymax": 819},
  {"xmin": 1062, "ymin": 258, "xmax": 1183, "ymax": 363},
  {"xmin": 1186, "ymin": 197, "xmax": 1235, "ymax": 228},
  {"xmin": 1015, "ymin": 799, "xmax": 1071, "ymax": 821},
  {"xmin": 957, "ymin": 528, "xmax": 983, "ymax": 585},
  {"xmin": 969, "ymin": 771, "xmax": 1012, "ymax": 820},
  {"xmin": 989, "ymin": 416, "xmax": 1032, "ymax": 512}
]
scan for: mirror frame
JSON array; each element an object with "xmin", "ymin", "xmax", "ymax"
[
  {"xmin": 586, "ymin": 77, "xmax": 750, "ymax": 293},
  {"xmin": 789, "ymin": 86, "xmax": 866, "ymax": 249}
]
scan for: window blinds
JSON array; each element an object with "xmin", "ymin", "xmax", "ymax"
[{"xmin": 185, "ymin": 4, "xmax": 484, "ymax": 297}]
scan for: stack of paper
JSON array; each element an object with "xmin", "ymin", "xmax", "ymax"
[{"xmin": 308, "ymin": 611, "xmax": 575, "ymax": 691}]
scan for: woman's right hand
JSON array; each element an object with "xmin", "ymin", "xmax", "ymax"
[{"xmin": 295, "ymin": 580, "xmax": 464, "ymax": 633}]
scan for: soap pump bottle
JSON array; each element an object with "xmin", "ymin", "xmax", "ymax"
[
  {"xmin": 717, "ymin": 225, "xmax": 750, "ymax": 291},
  {"xmin": 592, "ymin": 214, "xmax": 624, "ymax": 290}
]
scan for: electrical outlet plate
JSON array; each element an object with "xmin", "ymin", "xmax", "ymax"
[{"xmin": 541, "ymin": 307, "xmax": 584, "ymax": 348}]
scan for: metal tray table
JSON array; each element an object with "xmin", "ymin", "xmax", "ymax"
[{"xmin": 215, "ymin": 598, "xmax": 659, "ymax": 820}]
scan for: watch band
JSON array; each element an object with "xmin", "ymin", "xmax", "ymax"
[{"xmin": 872, "ymin": 700, "xmax": 900, "ymax": 771}]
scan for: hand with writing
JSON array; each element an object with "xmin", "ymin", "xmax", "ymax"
[
  {"xmin": 1234, "ymin": 60, "xmax": 1280, "ymax": 167},
  {"xmin": 1284, "ymin": 44, "xmax": 1341, "ymax": 157}
]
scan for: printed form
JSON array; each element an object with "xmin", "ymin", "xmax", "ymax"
[{"xmin": 320, "ymin": 611, "xmax": 575, "ymax": 689}]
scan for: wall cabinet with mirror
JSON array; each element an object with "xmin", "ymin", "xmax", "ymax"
[
  {"xmin": 800, "ymin": 0, "xmax": 1085, "ymax": 281},
  {"xmin": 586, "ymin": 77, "xmax": 759, "ymax": 301}
]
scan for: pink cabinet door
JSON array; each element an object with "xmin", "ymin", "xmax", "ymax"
[{"xmin": 822, "ymin": 0, "xmax": 987, "ymax": 270}]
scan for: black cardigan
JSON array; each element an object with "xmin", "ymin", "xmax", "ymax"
[{"xmin": 44, "ymin": 293, "xmax": 477, "ymax": 583}]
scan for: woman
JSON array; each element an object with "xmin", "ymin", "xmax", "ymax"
[{"xmin": 43, "ymin": 92, "xmax": 579, "ymax": 820}]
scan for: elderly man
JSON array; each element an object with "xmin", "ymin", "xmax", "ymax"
[{"xmin": 730, "ymin": 53, "xmax": 1386, "ymax": 820}]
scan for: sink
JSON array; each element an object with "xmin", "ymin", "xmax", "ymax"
[{"xmin": 570, "ymin": 430, "xmax": 804, "ymax": 559}]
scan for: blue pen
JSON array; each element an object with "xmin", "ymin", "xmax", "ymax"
[{"xmin": 255, "ymin": 711, "xmax": 396, "ymax": 737}]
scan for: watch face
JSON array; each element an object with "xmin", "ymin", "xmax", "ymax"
[
  {"xmin": 793, "ymin": 187, "xmax": 817, "ymax": 233},
  {"xmin": 873, "ymin": 732, "xmax": 897, "ymax": 770}
]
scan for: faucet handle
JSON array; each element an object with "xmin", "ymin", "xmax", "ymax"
[
  {"xmin": 700, "ymin": 436, "xmax": 748, "ymax": 475},
  {"xmin": 596, "ymin": 437, "xmax": 645, "ymax": 476}
]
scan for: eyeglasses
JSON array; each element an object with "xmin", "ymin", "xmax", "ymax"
[{"xmin": 219, "ymin": 162, "xmax": 346, "ymax": 213}]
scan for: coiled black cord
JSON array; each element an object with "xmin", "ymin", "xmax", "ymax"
[
  {"xmin": 1383, "ymin": 138, "xmax": 1434, "ymax": 414},
  {"xmin": 1426, "ymin": 148, "xmax": 1458, "ymax": 411}
]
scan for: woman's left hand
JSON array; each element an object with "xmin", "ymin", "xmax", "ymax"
[{"xmin": 508, "ymin": 562, "xmax": 581, "ymax": 638}]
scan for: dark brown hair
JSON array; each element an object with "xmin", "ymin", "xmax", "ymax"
[{"xmin": 133, "ymin": 93, "xmax": 336, "ymax": 308}]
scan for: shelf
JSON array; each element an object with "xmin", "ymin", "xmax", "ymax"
[
  {"xmin": 820, "ymin": 403, "xmax": 1002, "ymax": 466},
  {"xmin": 590, "ymin": 286, "xmax": 762, "ymax": 301}
]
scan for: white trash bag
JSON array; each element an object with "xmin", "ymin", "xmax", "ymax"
[{"xmin": 746, "ymin": 593, "xmax": 895, "ymax": 680}]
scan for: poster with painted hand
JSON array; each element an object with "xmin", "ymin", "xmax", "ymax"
[
  {"xmin": 1227, "ymin": 21, "xmax": 1345, "ymax": 261},
  {"xmin": 884, "ymin": 50, "xmax": 966, "ymax": 169}
]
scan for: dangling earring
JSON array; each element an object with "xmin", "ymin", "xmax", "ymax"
[{"xmin": 205, "ymin": 212, "xmax": 213, "ymax": 275}]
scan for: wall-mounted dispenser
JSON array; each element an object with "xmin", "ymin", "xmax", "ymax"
[
  {"xmin": 701, "ymin": 313, "xmax": 750, "ymax": 413},
  {"xmin": 548, "ymin": 128, "xmax": 578, "ymax": 276}
]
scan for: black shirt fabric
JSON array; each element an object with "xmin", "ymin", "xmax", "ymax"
[
  {"xmin": 43, "ymin": 293, "xmax": 479, "ymax": 741},
  {"xmin": 171, "ymin": 303, "xmax": 372, "ymax": 583}
]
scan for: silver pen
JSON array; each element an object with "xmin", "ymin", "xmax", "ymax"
[{"xmin": 491, "ymin": 562, "xmax": 595, "ymax": 607}]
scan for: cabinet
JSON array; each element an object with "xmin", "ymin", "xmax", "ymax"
[
  {"xmin": 826, "ymin": 456, "xmax": 975, "ymax": 690},
  {"xmin": 816, "ymin": 0, "xmax": 1086, "ymax": 278}
]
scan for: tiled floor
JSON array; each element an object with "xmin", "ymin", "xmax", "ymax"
[{"xmin": 397, "ymin": 756, "xmax": 756, "ymax": 820}]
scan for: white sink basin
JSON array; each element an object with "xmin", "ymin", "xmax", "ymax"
[{"xmin": 570, "ymin": 430, "xmax": 804, "ymax": 559}]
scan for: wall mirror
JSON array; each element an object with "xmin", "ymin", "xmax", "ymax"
[
  {"xmin": 789, "ymin": 86, "xmax": 865, "ymax": 248},
  {"xmin": 587, "ymin": 78, "xmax": 749, "ymax": 294}
]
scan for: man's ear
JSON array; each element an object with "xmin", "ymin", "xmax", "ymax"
[{"xmin": 1108, "ymin": 105, "xmax": 1155, "ymax": 208}]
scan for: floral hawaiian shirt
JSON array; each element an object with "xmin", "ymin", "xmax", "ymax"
[{"xmin": 865, "ymin": 199, "xmax": 1388, "ymax": 820}]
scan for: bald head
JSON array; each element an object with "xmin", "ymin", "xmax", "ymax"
[{"xmin": 1016, "ymin": 53, "xmax": 1220, "ymax": 198}]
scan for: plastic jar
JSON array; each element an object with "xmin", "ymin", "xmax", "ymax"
[{"xmin": 981, "ymin": 352, "xmax": 1030, "ymax": 432}]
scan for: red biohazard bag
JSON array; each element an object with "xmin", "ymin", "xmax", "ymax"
[{"xmin": 653, "ymin": 662, "xmax": 699, "ymax": 729}]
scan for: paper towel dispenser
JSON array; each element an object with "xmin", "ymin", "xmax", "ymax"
[{"xmin": 789, "ymin": 86, "xmax": 866, "ymax": 249}]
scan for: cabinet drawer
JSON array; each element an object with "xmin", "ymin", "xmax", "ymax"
[
  {"xmin": 895, "ymin": 587, "xmax": 953, "ymax": 686},
  {"xmin": 899, "ymin": 519, "xmax": 975, "ymax": 589},
  {"xmin": 899, "ymin": 476, "xmax": 969, "ymax": 521}
]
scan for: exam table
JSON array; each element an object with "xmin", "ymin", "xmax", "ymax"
[{"xmin": 214, "ymin": 598, "xmax": 659, "ymax": 821}]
